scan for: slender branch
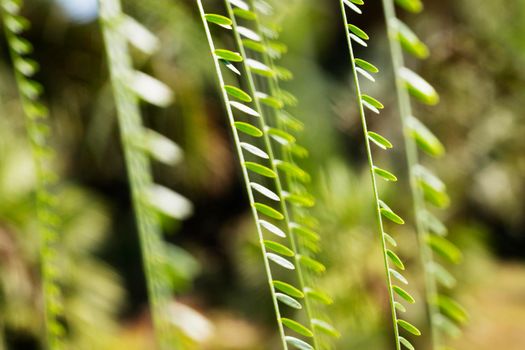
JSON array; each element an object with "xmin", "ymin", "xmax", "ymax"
[
  {"xmin": 196, "ymin": 1, "xmax": 288, "ymax": 348},
  {"xmin": 380, "ymin": 1, "xmax": 440, "ymax": 348},
  {"xmin": 338, "ymin": 1, "xmax": 401, "ymax": 349}
]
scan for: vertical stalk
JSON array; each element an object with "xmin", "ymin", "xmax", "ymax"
[
  {"xmin": 196, "ymin": 1, "xmax": 288, "ymax": 348},
  {"xmin": 339, "ymin": 1, "xmax": 401, "ymax": 349},
  {"xmin": 98, "ymin": 1, "xmax": 174, "ymax": 348},
  {"xmin": 381, "ymin": 0, "xmax": 440, "ymax": 348}
]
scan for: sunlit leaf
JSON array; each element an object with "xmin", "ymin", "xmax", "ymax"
[
  {"xmin": 312, "ymin": 319, "xmax": 340, "ymax": 338},
  {"xmin": 251, "ymin": 182, "xmax": 280, "ymax": 201},
  {"xmin": 273, "ymin": 280, "xmax": 304, "ymax": 298},
  {"xmin": 235, "ymin": 121, "xmax": 263, "ymax": 137},
  {"xmin": 368, "ymin": 131, "xmax": 393, "ymax": 149},
  {"xmin": 264, "ymin": 240, "xmax": 294, "ymax": 257},
  {"xmin": 205, "ymin": 13, "xmax": 233, "ymax": 29},
  {"xmin": 399, "ymin": 67, "xmax": 439, "ymax": 105},
  {"xmin": 276, "ymin": 293, "xmax": 302, "ymax": 309},
  {"xmin": 374, "ymin": 166, "xmax": 398, "ymax": 182},
  {"xmin": 214, "ymin": 49, "xmax": 243, "ymax": 62},
  {"xmin": 426, "ymin": 234, "xmax": 462, "ymax": 264},
  {"xmin": 281, "ymin": 318, "xmax": 313, "ymax": 337},
  {"xmin": 397, "ymin": 319, "xmax": 421, "ymax": 336},
  {"xmin": 245, "ymin": 162, "xmax": 276, "ymax": 178},
  {"xmin": 387, "ymin": 249, "xmax": 405, "ymax": 270},
  {"xmin": 393, "ymin": 286, "xmax": 415, "ymax": 304},
  {"xmin": 254, "ymin": 203, "xmax": 284, "ymax": 220},
  {"xmin": 267, "ymin": 253, "xmax": 295, "ymax": 269},
  {"xmin": 225, "ymin": 85, "xmax": 252, "ymax": 102},
  {"xmin": 285, "ymin": 336, "xmax": 313, "ymax": 350}
]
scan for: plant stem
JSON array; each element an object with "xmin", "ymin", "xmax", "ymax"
[
  {"xmin": 98, "ymin": 1, "xmax": 174, "ymax": 348},
  {"xmin": 0, "ymin": 2, "xmax": 65, "ymax": 348},
  {"xmin": 338, "ymin": 1, "xmax": 401, "ymax": 349},
  {"xmin": 196, "ymin": 1, "xmax": 288, "ymax": 348},
  {"xmin": 380, "ymin": 0, "xmax": 440, "ymax": 348}
]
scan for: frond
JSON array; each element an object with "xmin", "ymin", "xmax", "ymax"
[
  {"xmin": 98, "ymin": 0, "xmax": 193, "ymax": 348},
  {"xmin": 0, "ymin": 0, "xmax": 65, "ymax": 347},
  {"xmin": 196, "ymin": 0, "xmax": 336, "ymax": 348},
  {"xmin": 338, "ymin": 1, "xmax": 422, "ymax": 349},
  {"xmin": 381, "ymin": 0, "xmax": 468, "ymax": 348}
]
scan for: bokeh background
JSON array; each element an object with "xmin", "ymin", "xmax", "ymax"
[{"xmin": 0, "ymin": 0, "xmax": 524, "ymax": 349}]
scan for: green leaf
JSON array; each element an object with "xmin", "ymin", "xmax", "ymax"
[
  {"xmin": 214, "ymin": 49, "xmax": 243, "ymax": 62},
  {"xmin": 393, "ymin": 285, "xmax": 415, "ymax": 304},
  {"xmin": 374, "ymin": 166, "xmax": 398, "ymax": 182},
  {"xmin": 233, "ymin": 8, "xmax": 257, "ymax": 20},
  {"xmin": 399, "ymin": 67, "xmax": 439, "ymax": 105},
  {"xmin": 230, "ymin": 101, "xmax": 260, "ymax": 117},
  {"xmin": 245, "ymin": 162, "xmax": 276, "ymax": 178},
  {"xmin": 427, "ymin": 261, "xmax": 456, "ymax": 288},
  {"xmin": 267, "ymin": 128, "xmax": 296, "ymax": 145},
  {"xmin": 368, "ymin": 131, "xmax": 393, "ymax": 149},
  {"xmin": 246, "ymin": 58, "xmax": 274, "ymax": 77},
  {"xmin": 362, "ymin": 100, "xmax": 380, "ymax": 114},
  {"xmin": 238, "ymin": 26, "xmax": 261, "ymax": 42},
  {"xmin": 435, "ymin": 295, "xmax": 469, "ymax": 325},
  {"xmin": 291, "ymin": 223, "xmax": 320, "ymax": 242},
  {"xmin": 224, "ymin": 85, "xmax": 252, "ymax": 102},
  {"xmin": 285, "ymin": 336, "xmax": 313, "ymax": 350},
  {"xmin": 343, "ymin": 0, "xmax": 363, "ymax": 14},
  {"xmin": 204, "ymin": 14, "xmax": 232, "ymax": 29},
  {"xmin": 275, "ymin": 160, "xmax": 310, "ymax": 182},
  {"xmin": 250, "ymin": 182, "xmax": 279, "ymax": 201},
  {"xmin": 395, "ymin": 0, "xmax": 423, "ymax": 13},
  {"xmin": 355, "ymin": 58, "xmax": 378, "ymax": 73},
  {"xmin": 284, "ymin": 192, "xmax": 315, "ymax": 207},
  {"xmin": 414, "ymin": 165, "xmax": 448, "ymax": 205},
  {"xmin": 390, "ymin": 268, "xmax": 408, "ymax": 284},
  {"xmin": 384, "ymin": 232, "xmax": 398, "ymax": 247},
  {"xmin": 399, "ymin": 336, "xmax": 415, "ymax": 350},
  {"xmin": 256, "ymin": 92, "xmax": 284, "ymax": 109},
  {"xmin": 420, "ymin": 209, "xmax": 448, "ymax": 236},
  {"xmin": 387, "ymin": 249, "xmax": 405, "ymax": 270},
  {"xmin": 298, "ymin": 255, "xmax": 326, "ymax": 273},
  {"xmin": 347, "ymin": 24, "xmax": 369, "ymax": 40},
  {"xmin": 392, "ymin": 18, "xmax": 429, "ymax": 59},
  {"xmin": 235, "ymin": 122, "xmax": 263, "ymax": 137},
  {"xmin": 273, "ymin": 280, "xmax": 304, "ymax": 298},
  {"xmin": 242, "ymin": 39, "xmax": 266, "ymax": 53},
  {"xmin": 274, "ymin": 65, "xmax": 294, "ymax": 80},
  {"xmin": 267, "ymin": 253, "xmax": 295, "ymax": 270},
  {"xmin": 397, "ymin": 319, "xmax": 421, "ymax": 336},
  {"xmin": 264, "ymin": 240, "xmax": 294, "ymax": 257},
  {"xmin": 379, "ymin": 200, "xmax": 405, "ymax": 225},
  {"xmin": 259, "ymin": 220, "xmax": 286, "ymax": 238},
  {"xmin": 229, "ymin": 0, "xmax": 249, "ymax": 11},
  {"xmin": 304, "ymin": 287, "xmax": 333, "ymax": 305},
  {"xmin": 395, "ymin": 301, "xmax": 407, "ymax": 313},
  {"xmin": 281, "ymin": 318, "xmax": 313, "ymax": 337},
  {"xmin": 426, "ymin": 235, "xmax": 462, "ymax": 264},
  {"xmin": 276, "ymin": 293, "xmax": 302, "ymax": 309},
  {"xmin": 362, "ymin": 94, "xmax": 384, "ymax": 109},
  {"xmin": 254, "ymin": 203, "xmax": 284, "ymax": 220},
  {"xmin": 312, "ymin": 319, "xmax": 340, "ymax": 338}
]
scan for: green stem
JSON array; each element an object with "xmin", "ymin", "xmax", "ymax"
[
  {"xmin": 0, "ymin": 3, "xmax": 65, "ymax": 348},
  {"xmin": 98, "ymin": 1, "xmax": 174, "ymax": 349},
  {"xmin": 338, "ymin": 1, "xmax": 401, "ymax": 349},
  {"xmin": 196, "ymin": 1, "xmax": 288, "ymax": 348},
  {"xmin": 380, "ymin": 1, "xmax": 440, "ymax": 348}
]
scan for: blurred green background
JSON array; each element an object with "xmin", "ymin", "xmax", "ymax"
[{"xmin": 0, "ymin": 0, "xmax": 524, "ymax": 349}]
